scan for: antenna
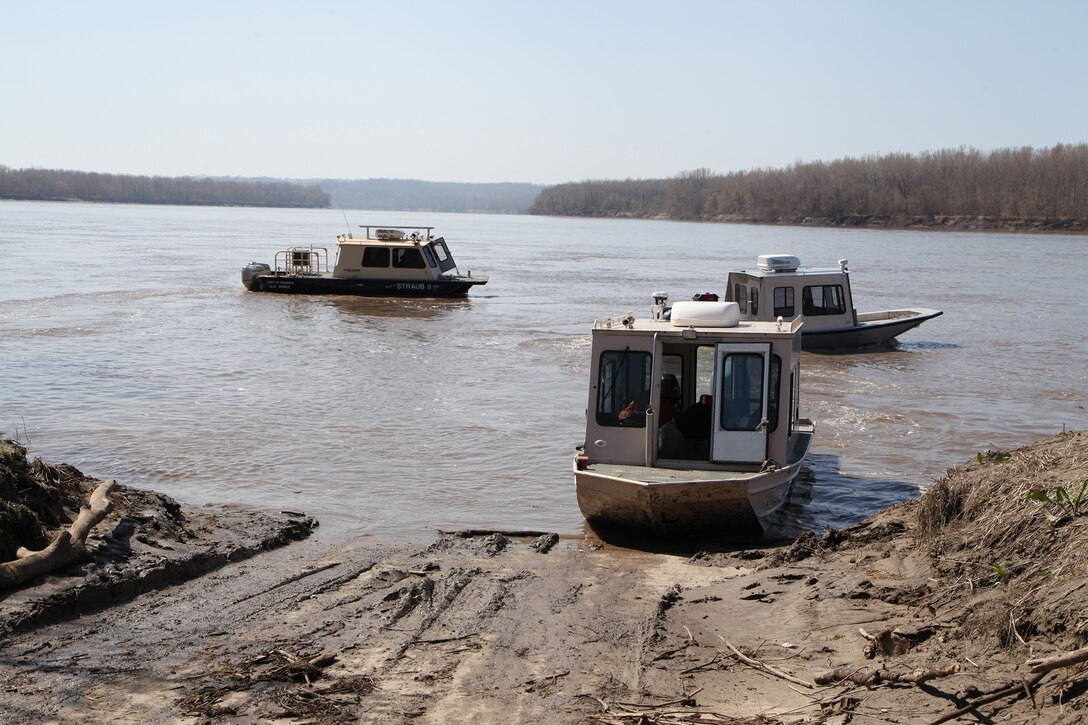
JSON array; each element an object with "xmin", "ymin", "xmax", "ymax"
[{"xmin": 341, "ymin": 210, "xmax": 352, "ymax": 238}]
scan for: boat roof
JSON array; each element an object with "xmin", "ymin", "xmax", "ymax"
[
  {"xmin": 336, "ymin": 225, "xmax": 441, "ymax": 246},
  {"xmin": 593, "ymin": 314, "xmax": 802, "ymax": 337},
  {"xmin": 729, "ymin": 266, "xmax": 847, "ymax": 278},
  {"xmin": 335, "ymin": 235, "xmax": 432, "ymax": 246}
]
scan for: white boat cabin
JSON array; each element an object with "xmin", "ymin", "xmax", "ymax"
[
  {"xmin": 723, "ymin": 255, "xmax": 859, "ymax": 333},
  {"xmin": 275, "ymin": 226, "xmax": 466, "ymax": 281},
  {"xmin": 582, "ymin": 297, "xmax": 805, "ymax": 471}
]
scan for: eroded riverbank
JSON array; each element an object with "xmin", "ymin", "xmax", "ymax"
[{"xmin": 2, "ymin": 432, "xmax": 1087, "ymax": 723}]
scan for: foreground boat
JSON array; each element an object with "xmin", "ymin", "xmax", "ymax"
[
  {"xmin": 242, "ymin": 225, "xmax": 487, "ymax": 298},
  {"xmin": 723, "ymin": 255, "xmax": 941, "ymax": 351},
  {"xmin": 574, "ymin": 293, "xmax": 814, "ymax": 535}
]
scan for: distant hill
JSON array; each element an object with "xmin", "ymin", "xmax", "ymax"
[
  {"xmin": 314, "ymin": 178, "xmax": 544, "ymax": 214},
  {"xmin": 0, "ymin": 166, "xmax": 329, "ymax": 208},
  {"xmin": 0, "ymin": 167, "xmax": 543, "ymax": 214}
]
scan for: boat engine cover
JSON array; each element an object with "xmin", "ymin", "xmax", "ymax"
[{"xmin": 242, "ymin": 262, "xmax": 272, "ymax": 289}]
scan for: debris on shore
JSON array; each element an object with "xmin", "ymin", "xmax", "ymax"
[
  {"xmin": 1, "ymin": 431, "xmax": 1085, "ymax": 723},
  {"xmin": 0, "ymin": 439, "xmax": 316, "ymax": 637}
]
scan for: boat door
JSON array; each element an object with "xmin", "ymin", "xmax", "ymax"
[{"xmin": 711, "ymin": 343, "xmax": 770, "ymax": 463}]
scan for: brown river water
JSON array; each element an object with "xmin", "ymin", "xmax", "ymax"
[{"xmin": 2, "ymin": 200, "xmax": 1086, "ymax": 541}]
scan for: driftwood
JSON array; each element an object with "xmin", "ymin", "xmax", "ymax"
[
  {"xmin": 0, "ymin": 479, "xmax": 117, "ymax": 588},
  {"xmin": 925, "ymin": 672, "xmax": 1046, "ymax": 725},
  {"xmin": 1026, "ymin": 645, "xmax": 1088, "ymax": 674},
  {"xmin": 815, "ymin": 662, "xmax": 960, "ymax": 687},
  {"xmin": 924, "ymin": 647, "xmax": 1088, "ymax": 724},
  {"xmin": 724, "ymin": 641, "xmax": 812, "ymax": 688}
]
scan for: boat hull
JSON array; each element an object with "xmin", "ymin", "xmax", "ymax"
[
  {"xmin": 802, "ymin": 308, "xmax": 942, "ymax": 350},
  {"xmin": 243, "ymin": 272, "xmax": 486, "ymax": 298},
  {"xmin": 574, "ymin": 440, "xmax": 810, "ymax": 536}
]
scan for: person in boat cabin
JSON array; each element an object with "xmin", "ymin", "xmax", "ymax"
[
  {"xmin": 659, "ymin": 373, "xmax": 680, "ymax": 426},
  {"xmin": 618, "ymin": 392, "xmax": 649, "ymax": 424},
  {"xmin": 658, "ymin": 394, "xmax": 713, "ymax": 459}
]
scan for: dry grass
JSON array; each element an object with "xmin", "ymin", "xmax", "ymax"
[{"xmin": 915, "ymin": 431, "xmax": 1088, "ymax": 648}]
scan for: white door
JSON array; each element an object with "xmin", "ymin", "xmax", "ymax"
[{"xmin": 711, "ymin": 343, "xmax": 770, "ymax": 463}]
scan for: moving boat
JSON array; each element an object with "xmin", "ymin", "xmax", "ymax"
[
  {"xmin": 573, "ymin": 293, "xmax": 814, "ymax": 535},
  {"xmin": 242, "ymin": 225, "xmax": 488, "ymax": 297},
  {"xmin": 723, "ymin": 255, "xmax": 941, "ymax": 351}
]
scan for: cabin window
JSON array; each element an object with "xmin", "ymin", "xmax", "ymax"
[
  {"xmin": 720, "ymin": 353, "xmax": 764, "ymax": 431},
  {"xmin": 432, "ymin": 242, "xmax": 449, "ymax": 263},
  {"xmin": 802, "ymin": 285, "xmax": 846, "ymax": 315},
  {"xmin": 767, "ymin": 355, "xmax": 781, "ymax": 433},
  {"xmin": 734, "ymin": 284, "xmax": 747, "ymax": 313},
  {"xmin": 422, "ymin": 247, "xmax": 437, "ymax": 268},
  {"xmin": 749, "ymin": 287, "xmax": 759, "ymax": 315},
  {"xmin": 362, "ymin": 247, "xmax": 390, "ymax": 267},
  {"xmin": 393, "ymin": 248, "xmax": 426, "ymax": 269},
  {"xmin": 773, "ymin": 287, "xmax": 795, "ymax": 317},
  {"xmin": 596, "ymin": 349, "xmax": 653, "ymax": 428}
]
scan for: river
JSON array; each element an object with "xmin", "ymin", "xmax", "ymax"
[{"xmin": 2, "ymin": 201, "xmax": 1085, "ymax": 541}]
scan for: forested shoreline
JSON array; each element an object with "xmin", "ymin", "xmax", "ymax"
[
  {"xmin": 529, "ymin": 144, "xmax": 1088, "ymax": 232},
  {"xmin": 0, "ymin": 167, "xmax": 329, "ymax": 208},
  {"xmin": 10, "ymin": 144, "xmax": 1088, "ymax": 229}
]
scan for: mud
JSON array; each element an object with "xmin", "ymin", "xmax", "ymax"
[{"xmin": 2, "ymin": 432, "xmax": 1087, "ymax": 724}]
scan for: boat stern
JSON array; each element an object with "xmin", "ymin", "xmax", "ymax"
[{"xmin": 242, "ymin": 262, "xmax": 272, "ymax": 291}]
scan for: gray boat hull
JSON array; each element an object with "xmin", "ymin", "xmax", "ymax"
[{"xmin": 802, "ymin": 308, "xmax": 943, "ymax": 350}]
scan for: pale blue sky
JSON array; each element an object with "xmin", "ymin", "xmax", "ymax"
[{"xmin": 3, "ymin": 1, "xmax": 1085, "ymax": 184}]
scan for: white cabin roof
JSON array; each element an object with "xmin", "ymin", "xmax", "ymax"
[
  {"xmin": 730, "ymin": 266, "xmax": 846, "ymax": 278},
  {"xmin": 593, "ymin": 315, "xmax": 802, "ymax": 337}
]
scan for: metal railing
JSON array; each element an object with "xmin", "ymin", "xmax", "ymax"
[{"xmin": 274, "ymin": 246, "xmax": 330, "ymax": 275}]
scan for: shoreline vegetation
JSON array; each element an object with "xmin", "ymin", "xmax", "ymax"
[
  {"xmin": 0, "ymin": 166, "xmax": 330, "ymax": 208},
  {"xmin": 0, "ymin": 166, "xmax": 543, "ymax": 214},
  {"xmin": 6, "ymin": 143, "xmax": 1088, "ymax": 233},
  {"xmin": 2, "ymin": 431, "xmax": 1087, "ymax": 722},
  {"xmin": 529, "ymin": 144, "xmax": 1088, "ymax": 233}
]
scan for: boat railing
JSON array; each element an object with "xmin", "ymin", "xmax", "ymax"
[
  {"xmin": 359, "ymin": 225, "xmax": 435, "ymax": 241},
  {"xmin": 275, "ymin": 246, "xmax": 329, "ymax": 275}
]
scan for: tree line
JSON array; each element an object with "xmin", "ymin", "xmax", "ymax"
[
  {"xmin": 529, "ymin": 144, "xmax": 1088, "ymax": 231},
  {"xmin": 0, "ymin": 167, "xmax": 330, "ymax": 208}
]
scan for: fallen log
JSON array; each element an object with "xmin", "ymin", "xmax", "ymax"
[
  {"xmin": 815, "ymin": 663, "xmax": 959, "ymax": 687},
  {"xmin": 926, "ymin": 672, "xmax": 1046, "ymax": 725},
  {"xmin": 0, "ymin": 479, "xmax": 117, "ymax": 588},
  {"xmin": 1026, "ymin": 645, "xmax": 1088, "ymax": 674}
]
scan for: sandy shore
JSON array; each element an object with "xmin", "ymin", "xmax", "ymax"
[{"xmin": 2, "ymin": 433, "xmax": 1087, "ymax": 724}]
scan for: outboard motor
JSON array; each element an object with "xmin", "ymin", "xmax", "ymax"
[{"xmin": 242, "ymin": 262, "xmax": 272, "ymax": 291}]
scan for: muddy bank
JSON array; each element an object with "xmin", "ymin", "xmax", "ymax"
[
  {"xmin": 1, "ymin": 432, "xmax": 1086, "ymax": 723},
  {"xmin": 0, "ymin": 440, "xmax": 316, "ymax": 637}
]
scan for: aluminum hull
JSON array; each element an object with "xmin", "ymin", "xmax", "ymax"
[
  {"xmin": 575, "ymin": 428, "xmax": 813, "ymax": 535},
  {"xmin": 801, "ymin": 308, "xmax": 942, "ymax": 350}
]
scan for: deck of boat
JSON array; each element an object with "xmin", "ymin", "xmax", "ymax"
[{"xmin": 583, "ymin": 463, "xmax": 754, "ymax": 485}]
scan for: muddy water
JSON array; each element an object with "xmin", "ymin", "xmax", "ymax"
[{"xmin": 2, "ymin": 201, "xmax": 1086, "ymax": 540}]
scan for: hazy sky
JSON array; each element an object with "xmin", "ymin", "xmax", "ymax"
[{"xmin": 4, "ymin": 1, "xmax": 1086, "ymax": 184}]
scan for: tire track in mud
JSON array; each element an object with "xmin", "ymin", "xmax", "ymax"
[{"xmin": 0, "ymin": 532, "xmax": 687, "ymax": 724}]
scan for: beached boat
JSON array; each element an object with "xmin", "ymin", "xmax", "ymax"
[
  {"xmin": 573, "ymin": 293, "xmax": 814, "ymax": 535},
  {"xmin": 242, "ymin": 225, "xmax": 488, "ymax": 297},
  {"xmin": 723, "ymin": 255, "xmax": 941, "ymax": 351}
]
